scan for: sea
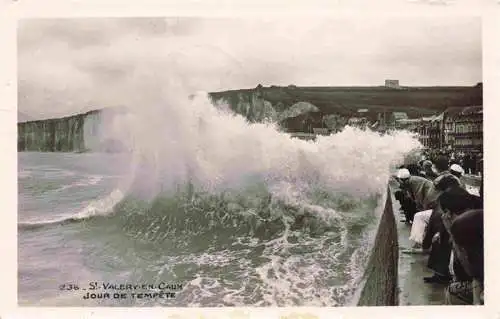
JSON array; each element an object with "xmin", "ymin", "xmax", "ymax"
[{"xmin": 18, "ymin": 93, "xmax": 421, "ymax": 307}]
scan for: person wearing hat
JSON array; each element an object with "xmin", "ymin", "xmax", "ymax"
[
  {"xmin": 395, "ymin": 168, "xmax": 437, "ymax": 224},
  {"xmin": 450, "ymin": 163, "xmax": 465, "ymax": 178},
  {"xmin": 396, "ymin": 168, "xmax": 438, "ymax": 211},
  {"xmin": 448, "ymin": 163, "xmax": 467, "ymax": 188},
  {"xmin": 402, "ymin": 169, "xmax": 459, "ymax": 253},
  {"xmin": 395, "ymin": 168, "xmax": 417, "ymax": 224}
]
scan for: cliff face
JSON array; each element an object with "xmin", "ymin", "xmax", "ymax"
[
  {"xmin": 18, "ymin": 91, "xmax": 278, "ymax": 153},
  {"xmin": 210, "ymin": 89, "xmax": 277, "ymax": 123},
  {"xmin": 18, "ymin": 112, "xmax": 89, "ymax": 152},
  {"xmin": 18, "ymin": 109, "xmax": 127, "ymax": 152}
]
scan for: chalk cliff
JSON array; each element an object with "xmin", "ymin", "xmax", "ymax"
[
  {"xmin": 18, "ymin": 88, "xmax": 280, "ymax": 152},
  {"xmin": 18, "ymin": 112, "xmax": 88, "ymax": 152},
  {"xmin": 17, "ymin": 109, "xmax": 128, "ymax": 152},
  {"xmin": 209, "ymin": 88, "xmax": 277, "ymax": 123}
]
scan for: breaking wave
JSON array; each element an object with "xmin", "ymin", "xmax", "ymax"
[
  {"xmin": 18, "ymin": 189, "xmax": 125, "ymax": 230},
  {"xmin": 69, "ymin": 90, "xmax": 421, "ymax": 306},
  {"xmin": 19, "ymin": 88, "xmax": 421, "ymax": 305}
]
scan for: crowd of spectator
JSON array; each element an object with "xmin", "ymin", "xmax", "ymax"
[
  {"xmin": 394, "ymin": 154, "xmax": 484, "ymax": 305},
  {"xmin": 423, "ymin": 148, "xmax": 483, "ymax": 176}
]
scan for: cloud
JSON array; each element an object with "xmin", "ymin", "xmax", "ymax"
[{"xmin": 18, "ymin": 16, "xmax": 481, "ymax": 119}]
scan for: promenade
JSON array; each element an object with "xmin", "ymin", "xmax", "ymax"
[
  {"xmin": 396, "ymin": 199, "xmax": 446, "ymax": 305},
  {"xmin": 394, "ymin": 180, "xmax": 481, "ymax": 305}
]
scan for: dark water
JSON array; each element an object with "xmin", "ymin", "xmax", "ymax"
[{"xmin": 18, "ymin": 152, "xmax": 384, "ymax": 307}]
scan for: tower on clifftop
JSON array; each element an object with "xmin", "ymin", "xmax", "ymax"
[{"xmin": 385, "ymin": 79, "xmax": 400, "ymax": 88}]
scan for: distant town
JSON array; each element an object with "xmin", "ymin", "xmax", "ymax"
[
  {"xmin": 278, "ymin": 80, "xmax": 483, "ymax": 156},
  {"xmin": 281, "ymin": 101, "xmax": 483, "ymax": 154}
]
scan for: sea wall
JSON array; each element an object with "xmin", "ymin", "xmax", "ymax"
[{"xmin": 355, "ymin": 186, "xmax": 399, "ymax": 306}]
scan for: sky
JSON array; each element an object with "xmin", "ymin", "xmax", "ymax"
[{"xmin": 17, "ymin": 16, "xmax": 482, "ymax": 120}]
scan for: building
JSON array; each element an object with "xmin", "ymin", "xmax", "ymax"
[
  {"xmin": 385, "ymin": 111, "xmax": 408, "ymax": 129},
  {"xmin": 395, "ymin": 118, "xmax": 421, "ymax": 131},
  {"xmin": 392, "ymin": 112, "xmax": 408, "ymax": 122},
  {"xmin": 415, "ymin": 113, "xmax": 444, "ymax": 149},
  {"xmin": 312, "ymin": 128, "xmax": 330, "ymax": 135},
  {"xmin": 393, "ymin": 113, "xmax": 443, "ymax": 149},
  {"xmin": 443, "ymin": 106, "xmax": 483, "ymax": 153},
  {"xmin": 385, "ymin": 79, "xmax": 400, "ymax": 88},
  {"xmin": 347, "ymin": 117, "xmax": 368, "ymax": 128},
  {"xmin": 323, "ymin": 114, "xmax": 349, "ymax": 133},
  {"xmin": 393, "ymin": 105, "xmax": 483, "ymax": 153},
  {"xmin": 280, "ymin": 111, "xmax": 326, "ymax": 133}
]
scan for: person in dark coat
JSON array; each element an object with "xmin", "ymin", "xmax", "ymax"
[
  {"xmin": 433, "ymin": 155, "xmax": 450, "ymax": 175},
  {"xmin": 446, "ymin": 208, "xmax": 484, "ymax": 304},
  {"xmin": 450, "ymin": 209, "xmax": 483, "ymax": 282},
  {"xmin": 471, "ymin": 153, "xmax": 478, "ymax": 175},
  {"xmin": 421, "ymin": 175, "xmax": 462, "ymax": 284},
  {"xmin": 422, "ymin": 206, "xmax": 452, "ymax": 283},
  {"xmin": 423, "ymin": 186, "xmax": 481, "ymax": 284},
  {"xmin": 394, "ymin": 189, "xmax": 417, "ymax": 224},
  {"xmin": 463, "ymin": 154, "xmax": 471, "ymax": 175}
]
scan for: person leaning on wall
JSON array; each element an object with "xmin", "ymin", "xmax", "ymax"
[
  {"xmin": 420, "ymin": 173, "xmax": 469, "ymax": 284},
  {"xmin": 430, "ymin": 183, "xmax": 483, "ymax": 305},
  {"xmin": 445, "ymin": 208, "xmax": 484, "ymax": 305},
  {"xmin": 395, "ymin": 168, "xmax": 436, "ymax": 224}
]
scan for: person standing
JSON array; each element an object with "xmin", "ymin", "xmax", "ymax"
[
  {"xmin": 471, "ymin": 153, "xmax": 478, "ymax": 175},
  {"xmin": 463, "ymin": 154, "xmax": 471, "ymax": 175}
]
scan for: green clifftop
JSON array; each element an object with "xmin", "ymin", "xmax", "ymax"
[{"xmin": 209, "ymin": 83, "xmax": 482, "ymax": 118}]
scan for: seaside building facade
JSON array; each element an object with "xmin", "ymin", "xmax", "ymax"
[
  {"xmin": 443, "ymin": 106, "xmax": 483, "ymax": 153},
  {"xmin": 415, "ymin": 113, "xmax": 444, "ymax": 149},
  {"xmin": 394, "ymin": 106, "xmax": 483, "ymax": 153}
]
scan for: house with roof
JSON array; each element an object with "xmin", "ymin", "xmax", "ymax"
[
  {"xmin": 416, "ymin": 112, "xmax": 445, "ymax": 149},
  {"xmin": 443, "ymin": 106, "xmax": 483, "ymax": 153},
  {"xmin": 393, "ymin": 112, "xmax": 444, "ymax": 148},
  {"xmin": 385, "ymin": 111, "xmax": 409, "ymax": 129},
  {"xmin": 347, "ymin": 117, "xmax": 369, "ymax": 128}
]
